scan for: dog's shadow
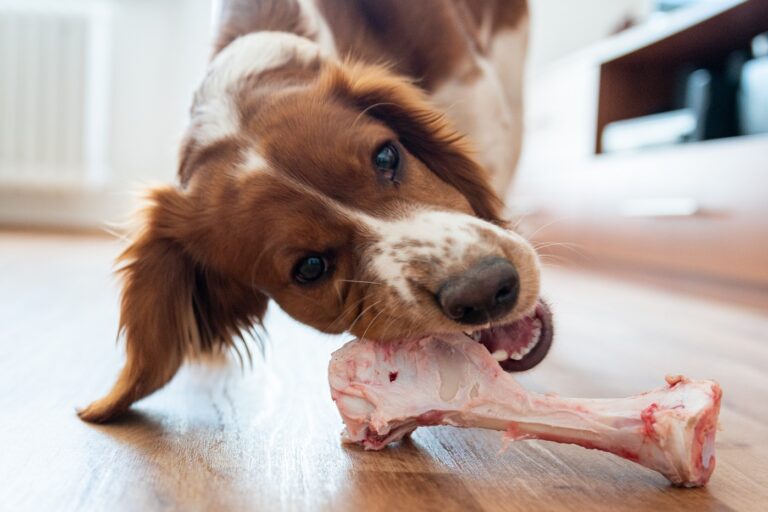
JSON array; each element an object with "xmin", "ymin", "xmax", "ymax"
[
  {"xmin": 87, "ymin": 409, "xmax": 167, "ymax": 442},
  {"xmin": 82, "ymin": 409, "xmax": 256, "ymax": 507},
  {"xmin": 81, "ymin": 408, "xmax": 449, "ymax": 504}
]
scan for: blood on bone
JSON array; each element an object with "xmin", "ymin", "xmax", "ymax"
[
  {"xmin": 389, "ymin": 371, "xmax": 398, "ymax": 382},
  {"xmin": 612, "ymin": 447, "xmax": 641, "ymax": 463},
  {"xmin": 692, "ymin": 386, "xmax": 722, "ymax": 472},
  {"xmin": 666, "ymin": 374, "xmax": 685, "ymax": 387},
  {"xmin": 641, "ymin": 403, "xmax": 660, "ymax": 440},
  {"xmin": 504, "ymin": 422, "xmax": 531, "ymax": 441},
  {"xmin": 417, "ymin": 410, "xmax": 444, "ymax": 426},
  {"xmin": 345, "ymin": 360, "xmax": 357, "ymax": 380}
]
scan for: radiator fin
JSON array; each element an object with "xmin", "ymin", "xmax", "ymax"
[{"xmin": 0, "ymin": 6, "xmax": 106, "ymax": 187}]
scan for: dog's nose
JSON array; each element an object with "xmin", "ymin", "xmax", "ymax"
[{"xmin": 436, "ymin": 257, "xmax": 520, "ymax": 325}]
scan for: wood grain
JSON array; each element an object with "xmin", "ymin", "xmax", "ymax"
[{"xmin": 1, "ymin": 232, "xmax": 766, "ymax": 511}]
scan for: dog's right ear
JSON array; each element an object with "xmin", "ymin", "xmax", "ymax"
[{"xmin": 78, "ymin": 186, "xmax": 268, "ymax": 423}]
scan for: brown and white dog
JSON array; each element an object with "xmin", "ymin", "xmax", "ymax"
[{"xmin": 78, "ymin": 0, "xmax": 552, "ymax": 423}]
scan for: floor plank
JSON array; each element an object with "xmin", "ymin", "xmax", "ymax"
[{"xmin": 0, "ymin": 232, "xmax": 766, "ymax": 511}]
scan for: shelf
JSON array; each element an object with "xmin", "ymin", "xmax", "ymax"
[
  {"xmin": 591, "ymin": 131, "xmax": 768, "ymax": 163},
  {"xmin": 587, "ymin": 0, "xmax": 762, "ymax": 65},
  {"xmin": 594, "ymin": 0, "xmax": 768, "ymax": 153}
]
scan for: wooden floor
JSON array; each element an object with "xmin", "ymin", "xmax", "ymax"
[{"xmin": 1, "ymin": 231, "xmax": 767, "ymax": 512}]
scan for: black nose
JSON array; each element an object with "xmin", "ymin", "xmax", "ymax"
[{"xmin": 436, "ymin": 257, "xmax": 519, "ymax": 325}]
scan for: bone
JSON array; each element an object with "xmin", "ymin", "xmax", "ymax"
[{"xmin": 329, "ymin": 334, "xmax": 722, "ymax": 487}]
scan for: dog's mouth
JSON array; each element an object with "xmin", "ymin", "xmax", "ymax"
[{"xmin": 465, "ymin": 299, "xmax": 553, "ymax": 372}]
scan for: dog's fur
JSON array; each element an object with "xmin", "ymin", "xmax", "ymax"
[{"xmin": 78, "ymin": 0, "xmax": 534, "ymax": 423}]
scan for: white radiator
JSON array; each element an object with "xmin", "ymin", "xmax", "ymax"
[{"xmin": 0, "ymin": 0, "xmax": 111, "ymax": 188}]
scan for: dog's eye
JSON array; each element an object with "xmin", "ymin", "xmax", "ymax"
[
  {"xmin": 373, "ymin": 142, "xmax": 400, "ymax": 181},
  {"xmin": 293, "ymin": 255, "xmax": 327, "ymax": 284}
]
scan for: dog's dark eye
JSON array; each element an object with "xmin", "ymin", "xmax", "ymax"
[
  {"xmin": 373, "ymin": 142, "xmax": 400, "ymax": 181},
  {"xmin": 293, "ymin": 255, "xmax": 327, "ymax": 284}
]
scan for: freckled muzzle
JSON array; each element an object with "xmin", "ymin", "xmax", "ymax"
[{"xmin": 362, "ymin": 209, "xmax": 552, "ymax": 371}]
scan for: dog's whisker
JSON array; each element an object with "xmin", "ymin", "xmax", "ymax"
[
  {"xmin": 534, "ymin": 243, "xmax": 591, "ymax": 263},
  {"xmin": 333, "ymin": 278, "xmax": 344, "ymax": 305},
  {"xmin": 539, "ymin": 254, "xmax": 570, "ymax": 264},
  {"xmin": 377, "ymin": 313, "xmax": 401, "ymax": 341},
  {"xmin": 336, "ymin": 279, "xmax": 384, "ymax": 286},
  {"xmin": 100, "ymin": 224, "xmax": 131, "ymax": 244},
  {"xmin": 359, "ymin": 306, "xmax": 387, "ymax": 342},
  {"xmin": 523, "ymin": 217, "xmax": 572, "ymax": 241},
  {"xmin": 509, "ymin": 216, "xmax": 526, "ymax": 232},
  {"xmin": 352, "ymin": 101, "xmax": 399, "ymax": 128},
  {"xmin": 248, "ymin": 244, "xmax": 276, "ymax": 292},
  {"xmin": 346, "ymin": 299, "xmax": 384, "ymax": 335},
  {"xmin": 323, "ymin": 289, "xmax": 373, "ymax": 332},
  {"xmin": 533, "ymin": 241, "xmax": 585, "ymax": 252}
]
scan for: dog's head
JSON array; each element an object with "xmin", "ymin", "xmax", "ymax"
[{"xmin": 78, "ymin": 33, "xmax": 551, "ymax": 423}]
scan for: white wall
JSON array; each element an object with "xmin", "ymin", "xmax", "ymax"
[
  {"xmin": 0, "ymin": 0, "xmax": 214, "ymax": 228},
  {"xmin": 528, "ymin": 0, "xmax": 653, "ymax": 72},
  {"xmin": 107, "ymin": 0, "xmax": 213, "ymax": 186}
]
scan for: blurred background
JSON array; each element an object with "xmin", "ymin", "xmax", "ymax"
[
  {"xmin": 511, "ymin": 0, "xmax": 768, "ymax": 308},
  {"xmin": 0, "ymin": 0, "xmax": 766, "ymax": 305}
]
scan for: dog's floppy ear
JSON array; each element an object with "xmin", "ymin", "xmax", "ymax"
[
  {"xmin": 78, "ymin": 186, "xmax": 268, "ymax": 423},
  {"xmin": 324, "ymin": 63, "xmax": 505, "ymax": 224}
]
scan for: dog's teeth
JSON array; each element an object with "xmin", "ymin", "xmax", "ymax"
[
  {"xmin": 509, "ymin": 325, "xmax": 543, "ymax": 360},
  {"xmin": 510, "ymin": 346, "xmax": 533, "ymax": 360},
  {"xmin": 520, "ymin": 341, "xmax": 536, "ymax": 357},
  {"xmin": 491, "ymin": 349, "xmax": 509, "ymax": 361}
]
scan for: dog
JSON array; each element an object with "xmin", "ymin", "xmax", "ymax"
[{"xmin": 78, "ymin": 0, "xmax": 553, "ymax": 423}]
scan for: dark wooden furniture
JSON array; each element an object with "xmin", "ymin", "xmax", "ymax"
[{"xmin": 509, "ymin": 0, "xmax": 768, "ymax": 291}]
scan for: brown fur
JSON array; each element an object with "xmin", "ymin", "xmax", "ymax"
[
  {"xmin": 77, "ymin": 188, "xmax": 268, "ymax": 422},
  {"xmin": 79, "ymin": 1, "xmax": 530, "ymax": 422}
]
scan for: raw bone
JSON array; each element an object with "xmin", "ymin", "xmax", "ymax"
[{"xmin": 329, "ymin": 334, "xmax": 722, "ymax": 487}]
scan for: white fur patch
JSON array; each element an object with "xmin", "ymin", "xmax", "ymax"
[
  {"xmin": 364, "ymin": 210, "xmax": 530, "ymax": 303},
  {"xmin": 189, "ymin": 32, "xmax": 325, "ymax": 146},
  {"xmin": 240, "ymin": 148, "xmax": 270, "ymax": 172}
]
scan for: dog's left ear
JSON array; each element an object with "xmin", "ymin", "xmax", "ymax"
[
  {"xmin": 78, "ymin": 186, "xmax": 268, "ymax": 423},
  {"xmin": 324, "ymin": 63, "xmax": 505, "ymax": 224}
]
